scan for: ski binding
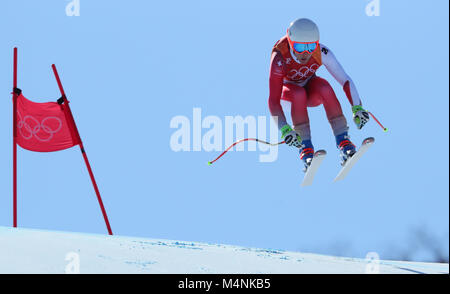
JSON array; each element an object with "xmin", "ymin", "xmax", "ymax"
[
  {"xmin": 334, "ymin": 137, "xmax": 375, "ymax": 182},
  {"xmin": 301, "ymin": 150, "xmax": 327, "ymax": 187}
]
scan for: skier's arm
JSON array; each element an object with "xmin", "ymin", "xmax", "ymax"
[
  {"xmin": 268, "ymin": 51, "xmax": 288, "ymax": 129},
  {"xmin": 322, "ymin": 45, "xmax": 370, "ymax": 129},
  {"xmin": 321, "ymin": 45, "xmax": 362, "ymax": 106}
]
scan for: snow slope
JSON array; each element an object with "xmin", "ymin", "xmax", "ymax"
[{"xmin": 0, "ymin": 227, "xmax": 448, "ymax": 274}]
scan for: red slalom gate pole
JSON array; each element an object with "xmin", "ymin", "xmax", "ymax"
[
  {"xmin": 52, "ymin": 64, "xmax": 113, "ymax": 236},
  {"xmin": 79, "ymin": 143, "xmax": 113, "ymax": 236},
  {"xmin": 12, "ymin": 47, "xmax": 18, "ymax": 228}
]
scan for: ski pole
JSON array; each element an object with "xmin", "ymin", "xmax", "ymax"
[
  {"xmin": 208, "ymin": 138, "xmax": 284, "ymax": 166},
  {"xmin": 368, "ymin": 111, "xmax": 388, "ymax": 132}
]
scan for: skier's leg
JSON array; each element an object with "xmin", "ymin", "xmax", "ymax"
[
  {"xmin": 305, "ymin": 76, "xmax": 356, "ymax": 163},
  {"xmin": 281, "ymin": 83, "xmax": 314, "ymax": 169},
  {"xmin": 305, "ymin": 76, "xmax": 348, "ymax": 136},
  {"xmin": 281, "ymin": 83, "xmax": 311, "ymax": 141}
]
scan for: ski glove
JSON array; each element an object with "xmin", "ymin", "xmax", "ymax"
[
  {"xmin": 281, "ymin": 125, "xmax": 302, "ymax": 148},
  {"xmin": 352, "ymin": 105, "xmax": 370, "ymax": 130}
]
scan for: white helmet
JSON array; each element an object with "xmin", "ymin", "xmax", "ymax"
[{"xmin": 287, "ymin": 18, "xmax": 320, "ymax": 43}]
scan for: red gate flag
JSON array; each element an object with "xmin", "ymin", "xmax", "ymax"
[
  {"xmin": 12, "ymin": 47, "xmax": 113, "ymax": 235},
  {"xmin": 15, "ymin": 93, "xmax": 81, "ymax": 152}
]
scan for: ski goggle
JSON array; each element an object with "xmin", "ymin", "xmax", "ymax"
[{"xmin": 287, "ymin": 32, "xmax": 319, "ymax": 54}]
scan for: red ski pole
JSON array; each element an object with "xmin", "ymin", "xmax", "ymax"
[
  {"xmin": 208, "ymin": 138, "xmax": 284, "ymax": 165},
  {"xmin": 368, "ymin": 111, "xmax": 388, "ymax": 132}
]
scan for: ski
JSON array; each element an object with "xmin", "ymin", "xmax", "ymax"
[
  {"xmin": 333, "ymin": 137, "xmax": 375, "ymax": 182},
  {"xmin": 301, "ymin": 150, "xmax": 327, "ymax": 187}
]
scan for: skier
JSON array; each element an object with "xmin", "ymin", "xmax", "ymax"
[{"xmin": 268, "ymin": 18, "xmax": 370, "ymax": 171}]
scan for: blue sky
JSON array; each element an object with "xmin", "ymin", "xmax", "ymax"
[{"xmin": 0, "ymin": 0, "xmax": 448, "ymax": 262}]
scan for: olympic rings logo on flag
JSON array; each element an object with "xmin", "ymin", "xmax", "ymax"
[
  {"xmin": 287, "ymin": 63, "xmax": 319, "ymax": 80},
  {"xmin": 17, "ymin": 111, "xmax": 63, "ymax": 142}
]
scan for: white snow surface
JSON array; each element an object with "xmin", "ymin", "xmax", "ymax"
[{"xmin": 0, "ymin": 227, "xmax": 448, "ymax": 274}]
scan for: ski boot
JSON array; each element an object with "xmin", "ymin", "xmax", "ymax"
[
  {"xmin": 299, "ymin": 139, "xmax": 315, "ymax": 172},
  {"xmin": 335, "ymin": 132, "xmax": 356, "ymax": 166}
]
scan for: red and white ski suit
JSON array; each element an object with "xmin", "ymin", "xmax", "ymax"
[{"xmin": 268, "ymin": 36, "xmax": 362, "ymax": 140}]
